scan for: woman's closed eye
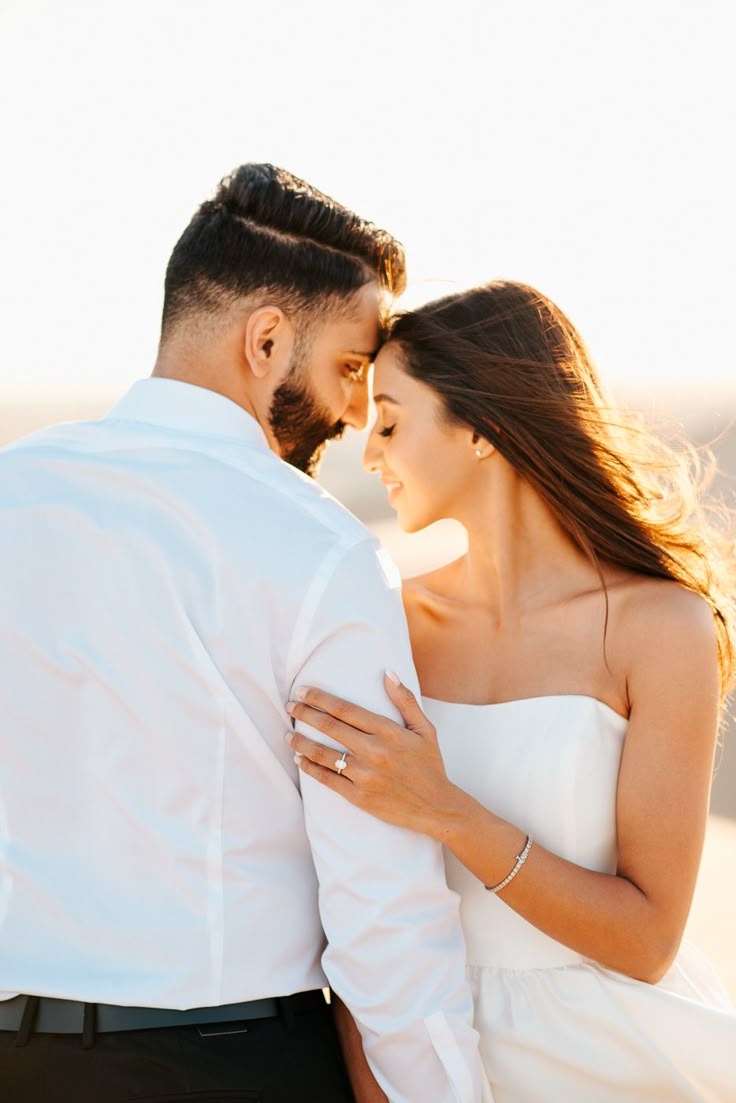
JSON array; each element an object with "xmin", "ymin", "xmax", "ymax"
[{"xmin": 378, "ymin": 424, "xmax": 396, "ymax": 438}]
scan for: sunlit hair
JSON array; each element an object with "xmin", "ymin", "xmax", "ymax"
[
  {"xmin": 389, "ymin": 281, "xmax": 736, "ymax": 699},
  {"xmin": 161, "ymin": 163, "xmax": 405, "ymax": 338}
]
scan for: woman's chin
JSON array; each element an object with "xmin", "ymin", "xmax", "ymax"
[{"xmin": 395, "ymin": 506, "xmax": 432, "ymax": 535}]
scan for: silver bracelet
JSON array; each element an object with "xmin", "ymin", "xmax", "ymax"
[{"xmin": 485, "ymin": 834, "xmax": 533, "ymax": 894}]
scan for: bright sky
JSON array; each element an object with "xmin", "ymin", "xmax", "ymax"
[{"xmin": 1, "ymin": 0, "xmax": 734, "ymax": 402}]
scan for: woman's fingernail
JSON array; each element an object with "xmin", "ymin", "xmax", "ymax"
[
  {"xmin": 286, "ymin": 702, "xmax": 297, "ymax": 715},
  {"xmin": 294, "ymin": 686, "xmax": 308, "ymax": 701},
  {"xmin": 293, "ymin": 752, "xmax": 303, "ymax": 764},
  {"xmin": 285, "ymin": 731, "xmax": 294, "ymax": 745},
  {"xmin": 385, "ymin": 668, "xmax": 401, "ymax": 685}
]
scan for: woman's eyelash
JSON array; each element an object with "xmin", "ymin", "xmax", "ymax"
[{"xmin": 378, "ymin": 425, "xmax": 396, "ymax": 438}]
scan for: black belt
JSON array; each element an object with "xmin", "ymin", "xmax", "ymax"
[{"xmin": 0, "ymin": 989, "xmax": 326, "ymax": 1041}]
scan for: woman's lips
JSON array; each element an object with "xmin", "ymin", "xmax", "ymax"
[{"xmin": 383, "ymin": 481, "xmax": 402, "ymax": 505}]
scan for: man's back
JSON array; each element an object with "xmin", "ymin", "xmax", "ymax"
[
  {"xmin": 0, "ymin": 377, "xmax": 375, "ymax": 1005},
  {"xmin": 0, "ymin": 378, "xmax": 486, "ymax": 1101}
]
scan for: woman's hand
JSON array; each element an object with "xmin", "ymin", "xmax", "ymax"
[{"xmin": 286, "ymin": 672, "xmax": 464, "ymax": 839}]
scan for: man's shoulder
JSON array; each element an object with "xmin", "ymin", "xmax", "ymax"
[
  {"xmin": 229, "ymin": 458, "xmax": 403, "ymax": 615},
  {"xmin": 1, "ymin": 414, "xmax": 106, "ymax": 456},
  {"xmin": 0, "ymin": 416, "xmax": 386, "ymax": 571},
  {"xmin": 276, "ymin": 464, "xmax": 372, "ymax": 548}
]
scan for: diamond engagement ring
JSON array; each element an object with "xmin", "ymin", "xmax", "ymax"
[{"xmin": 335, "ymin": 753, "xmax": 348, "ymax": 775}]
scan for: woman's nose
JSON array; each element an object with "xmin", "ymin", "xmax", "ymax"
[{"xmin": 362, "ymin": 430, "xmax": 382, "ymax": 473}]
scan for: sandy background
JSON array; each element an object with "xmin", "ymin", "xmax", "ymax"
[{"xmin": 2, "ymin": 393, "xmax": 735, "ymax": 998}]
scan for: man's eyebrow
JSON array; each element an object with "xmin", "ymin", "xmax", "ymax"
[
  {"xmin": 372, "ymin": 393, "xmax": 400, "ymax": 405},
  {"xmin": 345, "ymin": 348, "xmax": 380, "ymax": 361}
]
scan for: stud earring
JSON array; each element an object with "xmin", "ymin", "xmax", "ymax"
[{"xmin": 475, "ymin": 449, "xmax": 483, "ymax": 458}]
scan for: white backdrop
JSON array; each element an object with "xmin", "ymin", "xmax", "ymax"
[{"xmin": 1, "ymin": 0, "xmax": 734, "ymax": 401}]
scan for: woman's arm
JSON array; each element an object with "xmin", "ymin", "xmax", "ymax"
[
  {"xmin": 332, "ymin": 994, "xmax": 388, "ymax": 1103},
  {"xmin": 288, "ymin": 589, "xmax": 720, "ymax": 984}
]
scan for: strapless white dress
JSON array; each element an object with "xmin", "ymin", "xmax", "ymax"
[{"xmin": 425, "ymin": 695, "xmax": 736, "ymax": 1103}]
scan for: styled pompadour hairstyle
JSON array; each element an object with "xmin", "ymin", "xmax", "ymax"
[{"xmin": 161, "ymin": 163, "xmax": 406, "ymax": 337}]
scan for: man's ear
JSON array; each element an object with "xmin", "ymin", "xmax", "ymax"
[{"xmin": 243, "ymin": 306, "xmax": 292, "ymax": 379}]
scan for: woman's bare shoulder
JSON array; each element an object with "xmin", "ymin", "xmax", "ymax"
[
  {"xmin": 608, "ymin": 574, "xmax": 718, "ymax": 703},
  {"xmin": 612, "ymin": 574, "xmax": 715, "ymax": 639}
]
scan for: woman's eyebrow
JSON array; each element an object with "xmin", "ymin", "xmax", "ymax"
[{"xmin": 373, "ymin": 393, "xmax": 400, "ymax": 405}]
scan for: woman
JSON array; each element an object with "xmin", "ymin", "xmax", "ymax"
[{"xmin": 286, "ymin": 282, "xmax": 736, "ymax": 1102}]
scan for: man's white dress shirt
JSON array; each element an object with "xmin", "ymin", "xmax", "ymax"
[{"xmin": 0, "ymin": 378, "xmax": 487, "ymax": 1102}]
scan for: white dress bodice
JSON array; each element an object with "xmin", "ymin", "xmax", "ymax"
[
  {"xmin": 432, "ymin": 694, "xmax": 625, "ymax": 971},
  {"xmin": 424, "ymin": 694, "xmax": 736, "ymax": 1103}
]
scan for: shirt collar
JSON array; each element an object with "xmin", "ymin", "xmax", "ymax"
[{"xmin": 105, "ymin": 378, "xmax": 271, "ymax": 451}]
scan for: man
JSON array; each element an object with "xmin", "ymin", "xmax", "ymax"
[{"xmin": 0, "ymin": 164, "xmax": 486, "ymax": 1101}]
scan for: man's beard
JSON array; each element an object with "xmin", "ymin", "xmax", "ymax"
[{"xmin": 269, "ymin": 369, "xmax": 345, "ymax": 478}]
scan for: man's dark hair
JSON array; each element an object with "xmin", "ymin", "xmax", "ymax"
[{"xmin": 161, "ymin": 163, "xmax": 406, "ymax": 338}]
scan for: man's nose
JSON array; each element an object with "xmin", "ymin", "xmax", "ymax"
[{"xmin": 343, "ymin": 381, "xmax": 370, "ymax": 432}]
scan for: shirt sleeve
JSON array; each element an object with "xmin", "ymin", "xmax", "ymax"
[{"xmin": 288, "ymin": 536, "xmax": 489, "ymax": 1103}]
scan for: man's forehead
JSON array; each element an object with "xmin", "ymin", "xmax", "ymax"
[
  {"xmin": 324, "ymin": 301, "xmax": 382, "ymax": 357},
  {"xmin": 344, "ymin": 281, "xmax": 381, "ymax": 332}
]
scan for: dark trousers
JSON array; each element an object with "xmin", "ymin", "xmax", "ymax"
[{"xmin": 0, "ymin": 1001, "xmax": 355, "ymax": 1102}]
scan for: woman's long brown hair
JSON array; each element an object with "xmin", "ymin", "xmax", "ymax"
[{"xmin": 389, "ymin": 281, "xmax": 736, "ymax": 699}]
